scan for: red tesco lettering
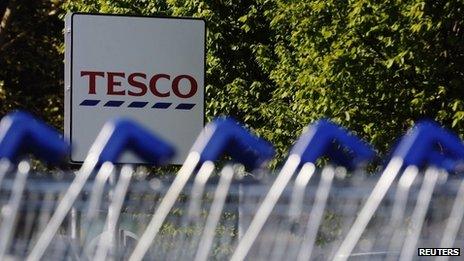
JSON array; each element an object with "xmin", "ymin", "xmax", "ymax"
[{"xmin": 80, "ymin": 71, "xmax": 198, "ymax": 98}]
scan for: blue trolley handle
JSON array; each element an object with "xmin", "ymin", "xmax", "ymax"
[
  {"xmin": 232, "ymin": 119, "xmax": 376, "ymax": 261},
  {"xmin": 130, "ymin": 117, "xmax": 275, "ymax": 261},
  {"xmin": 393, "ymin": 120, "xmax": 464, "ymax": 170},
  {"xmin": 190, "ymin": 117, "xmax": 274, "ymax": 170},
  {"xmin": 335, "ymin": 120, "xmax": 464, "ymax": 261},
  {"xmin": 0, "ymin": 111, "xmax": 69, "ymax": 259},
  {"xmin": 0, "ymin": 111, "xmax": 69, "ymax": 164},
  {"xmin": 28, "ymin": 118, "xmax": 176, "ymax": 261}
]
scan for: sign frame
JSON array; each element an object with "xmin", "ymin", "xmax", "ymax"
[{"xmin": 64, "ymin": 12, "xmax": 206, "ymax": 165}]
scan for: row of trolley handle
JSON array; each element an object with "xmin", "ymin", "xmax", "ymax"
[
  {"xmin": 10, "ymin": 112, "xmax": 274, "ymax": 260},
  {"xmin": 0, "ymin": 110, "xmax": 464, "ymax": 260}
]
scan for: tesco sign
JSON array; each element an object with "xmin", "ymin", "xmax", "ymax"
[
  {"xmin": 64, "ymin": 13, "xmax": 205, "ymax": 164},
  {"xmin": 80, "ymin": 71, "xmax": 198, "ymax": 98}
]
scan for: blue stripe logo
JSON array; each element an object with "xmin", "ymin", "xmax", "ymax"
[
  {"xmin": 80, "ymin": 100, "xmax": 195, "ymax": 110},
  {"xmin": 80, "ymin": 99, "xmax": 100, "ymax": 106},
  {"xmin": 104, "ymin": 100, "xmax": 124, "ymax": 107},
  {"xmin": 176, "ymin": 103, "xmax": 196, "ymax": 110},
  {"xmin": 128, "ymin": 101, "xmax": 149, "ymax": 108},
  {"xmin": 152, "ymin": 102, "xmax": 172, "ymax": 109}
]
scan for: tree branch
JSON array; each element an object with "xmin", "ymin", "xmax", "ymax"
[
  {"xmin": 0, "ymin": 0, "xmax": 17, "ymax": 48},
  {"xmin": 0, "ymin": 30, "xmax": 26, "ymax": 53}
]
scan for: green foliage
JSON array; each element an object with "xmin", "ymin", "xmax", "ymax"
[
  {"xmin": 0, "ymin": 0, "xmax": 64, "ymax": 128},
  {"xmin": 268, "ymin": 0, "xmax": 464, "ymax": 153},
  {"xmin": 2, "ymin": 0, "xmax": 464, "ymax": 165},
  {"xmin": 60, "ymin": 0, "xmax": 464, "ymax": 163}
]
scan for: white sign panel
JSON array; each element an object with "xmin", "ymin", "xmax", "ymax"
[{"xmin": 64, "ymin": 13, "xmax": 205, "ymax": 164}]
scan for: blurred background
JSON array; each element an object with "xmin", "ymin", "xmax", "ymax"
[{"xmin": 1, "ymin": 0, "xmax": 463, "ymax": 163}]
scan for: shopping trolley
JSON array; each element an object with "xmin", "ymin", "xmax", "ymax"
[
  {"xmin": 0, "ymin": 110, "xmax": 463, "ymax": 261},
  {"xmin": 0, "ymin": 111, "xmax": 70, "ymax": 259}
]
